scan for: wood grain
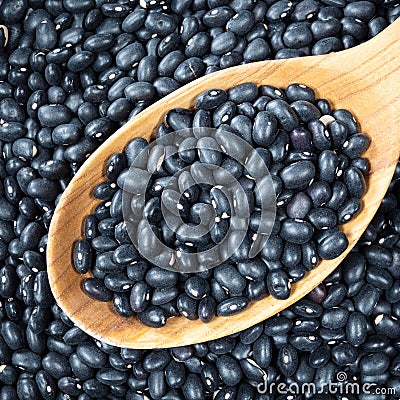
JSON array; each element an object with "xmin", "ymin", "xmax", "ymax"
[{"xmin": 47, "ymin": 19, "xmax": 400, "ymax": 349}]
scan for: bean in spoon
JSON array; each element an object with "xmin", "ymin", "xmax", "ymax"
[{"xmin": 48, "ymin": 18, "xmax": 400, "ymax": 349}]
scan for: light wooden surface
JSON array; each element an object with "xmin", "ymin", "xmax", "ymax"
[{"xmin": 47, "ymin": 19, "xmax": 400, "ymax": 349}]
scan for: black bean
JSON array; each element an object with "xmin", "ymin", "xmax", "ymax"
[
  {"xmin": 227, "ymin": 10, "xmax": 255, "ymax": 35},
  {"xmin": 216, "ymin": 355, "xmax": 242, "ymax": 386},
  {"xmin": 312, "ymin": 36, "xmax": 343, "ymax": 54},
  {"xmin": 344, "ymin": 166, "xmax": 366, "ymax": 198},
  {"xmin": 374, "ymin": 313, "xmax": 400, "ymax": 338},
  {"xmin": 345, "ymin": 311, "xmax": 368, "ymax": 346},
  {"xmin": 12, "ymin": 349, "xmax": 42, "ymax": 373},
  {"xmin": 266, "ymin": 0, "xmax": 294, "ymax": 21},
  {"xmin": 214, "ymin": 263, "xmax": 246, "ymax": 295},
  {"xmin": 283, "ymin": 24, "xmax": 313, "ymax": 49},
  {"xmin": 138, "ymin": 305, "xmax": 167, "ymax": 328},
  {"xmin": 278, "ymin": 344, "xmax": 298, "ymax": 376},
  {"xmin": 121, "ymin": 9, "xmax": 146, "ymax": 32},
  {"xmin": 26, "ymin": 179, "xmax": 59, "ymax": 201},
  {"xmin": 286, "ymin": 84, "xmax": 315, "ymax": 103},
  {"xmin": 0, "ymin": 122, "xmax": 27, "ymax": 142},
  {"xmin": 124, "ymin": 82, "xmax": 156, "ymax": 104},
  {"xmin": 321, "ymin": 306, "xmax": 349, "ymax": 329},
  {"xmin": 338, "ymin": 197, "xmax": 361, "ymax": 224},
  {"xmin": 82, "ymin": 278, "xmax": 113, "ymax": 302},
  {"xmin": 331, "ymin": 342, "xmax": 357, "ymax": 366},
  {"xmin": 174, "ymin": 58, "xmax": 205, "ymax": 84},
  {"xmin": 0, "ymin": 0, "xmax": 388, "ymax": 390},
  {"xmin": 82, "ymin": 378, "xmax": 108, "ymax": 397},
  {"xmin": 281, "ymin": 160, "xmax": 316, "ymax": 189},
  {"xmin": 72, "ymin": 240, "xmax": 92, "ymax": 274},
  {"xmin": 182, "ymin": 374, "xmax": 204, "ymax": 400},
  {"xmin": 342, "ymin": 133, "xmax": 370, "ymax": 159},
  {"xmin": 203, "ymin": 6, "xmax": 235, "ymax": 27},
  {"xmin": 321, "ymin": 284, "xmax": 346, "ymax": 308},
  {"xmin": 266, "ymin": 269, "xmax": 291, "ymax": 299},
  {"xmin": 211, "ymin": 31, "xmax": 238, "ymax": 55},
  {"xmin": 180, "ymin": 16, "xmax": 200, "ymax": 44},
  {"xmin": 311, "ymin": 17, "xmax": 341, "ymax": 40},
  {"xmin": 37, "ymin": 105, "xmax": 72, "ymax": 127},
  {"xmin": 280, "ymin": 218, "xmax": 314, "ymax": 244},
  {"xmin": 264, "ymin": 99, "xmax": 299, "ymax": 132},
  {"xmin": 217, "ymin": 297, "xmax": 249, "ymax": 316},
  {"xmin": 115, "ymin": 43, "xmax": 146, "ymax": 71}
]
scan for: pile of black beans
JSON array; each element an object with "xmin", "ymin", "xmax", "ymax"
[
  {"xmin": 0, "ymin": 0, "xmax": 399, "ymax": 399},
  {"xmin": 75, "ymin": 82, "xmax": 370, "ymax": 327}
]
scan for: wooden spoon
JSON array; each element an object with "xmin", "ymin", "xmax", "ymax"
[{"xmin": 47, "ymin": 19, "xmax": 400, "ymax": 349}]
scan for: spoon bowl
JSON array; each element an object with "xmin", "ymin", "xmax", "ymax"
[{"xmin": 48, "ymin": 19, "xmax": 400, "ymax": 349}]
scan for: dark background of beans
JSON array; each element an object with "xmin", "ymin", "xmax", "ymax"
[{"xmin": 0, "ymin": 0, "xmax": 400, "ymax": 399}]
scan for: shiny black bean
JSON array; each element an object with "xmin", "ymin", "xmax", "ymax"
[
  {"xmin": 289, "ymin": 332, "xmax": 322, "ymax": 351},
  {"xmin": 182, "ymin": 374, "xmax": 204, "ymax": 400},
  {"xmin": 138, "ymin": 305, "xmax": 167, "ymax": 328},
  {"xmin": 1, "ymin": 321, "xmax": 24, "ymax": 350},
  {"xmin": 345, "ymin": 311, "xmax": 368, "ymax": 346},
  {"xmin": 344, "ymin": 166, "xmax": 366, "ymax": 198},
  {"xmin": 281, "ymin": 246, "xmax": 301, "ymax": 274},
  {"xmin": 338, "ymin": 197, "xmax": 361, "ymax": 224},
  {"xmin": 374, "ymin": 313, "xmax": 400, "ymax": 339},
  {"xmin": 214, "ymin": 263, "xmax": 246, "ymax": 296},
  {"xmin": 307, "ymin": 208, "xmax": 337, "ymax": 230},
  {"xmin": 306, "ymin": 345, "xmax": 329, "ymax": 370},
  {"xmin": 341, "ymin": 133, "xmax": 371, "ymax": 159},
  {"xmin": 82, "ymin": 378, "xmax": 108, "ymax": 397},
  {"xmin": 286, "ymin": 192, "xmax": 312, "ymax": 219},
  {"xmin": 0, "ymin": 123, "xmax": 27, "ymax": 142},
  {"xmin": 281, "ymin": 160, "xmax": 315, "ymax": 189},
  {"xmin": 277, "ymin": 344, "xmax": 298, "ymax": 376},
  {"xmin": 286, "ymin": 84, "xmax": 315, "ymax": 103},
  {"xmin": 321, "ymin": 307, "xmax": 349, "ymax": 329},
  {"xmin": 217, "ymin": 297, "xmax": 249, "ymax": 316},
  {"xmin": 266, "ymin": 269, "xmax": 290, "ymax": 299},
  {"xmin": 322, "ymin": 284, "xmax": 346, "ymax": 308},
  {"xmin": 331, "ymin": 342, "xmax": 357, "ymax": 366},
  {"xmin": 193, "ymin": 296, "xmax": 214, "ymax": 323},
  {"xmin": 318, "ymin": 150, "xmax": 338, "ymax": 183},
  {"xmin": 211, "ymin": 31, "xmax": 237, "ymax": 55},
  {"xmin": 317, "ymin": 230, "xmax": 348, "ymax": 259},
  {"xmin": 82, "ymin": 278, "xmax": 113, "ymax": 302},
  {"xmin": 308, "ymin": 119, "xmax": 332, "ymax": 150},
  {"xmin": 312, "ymin": 36, "xmax": 343, "ymax": 54},
  {"xmin": 174, "ymin": 57, "xmax": 205, "ymax": 84},
  {"xmin": 165, "ymin": 360, "xmax": 185, "ymax": 389},
  {"xmin": 238, "ymin": 324, "xmax": 263, "ymax": 345},
  {"xmin": 203, "ymin": 6, "xmax": 235, "ymax": 27},
  {"xmin": 216, "ymin": 355, "xmax": 242, "ymax": 386},
  {"xmin": 37, "ymin": 105, "xmax": 72, "ymax": 127},
  {"xmin": 289, "ymin": 127, "xmax": 313, "ymax": 153},
  {"xmin": 73, "ymin": 240, "xmax": 92, "ymax": 274},
  {"xmin": 12, "ymin": 349, "xmax": 42, "ymax": 373},
  {"xmin": 124, "ymin": 82, "xmax": 156, "ymax": 104},
  {"xmin": 280, "ymin": 218, "xmax": 314, "ymax": 244},
  {"xmin": 283, "ymin": 23, "xmax": 313, "ymax": 48},
  {"xmin": 0, "ymin": 98, "xmax": 25, "ymax": 123},
  {"xmin": 265, "ymin": 99, "xmax": 299, "ymax": 131},
  {"xmin": 366, "ymin": 266, "xmax": 393, "ymax": 290},
  {"xmin": 311, "ymin": 18, "xmax": 341, "ymax": 40}
]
